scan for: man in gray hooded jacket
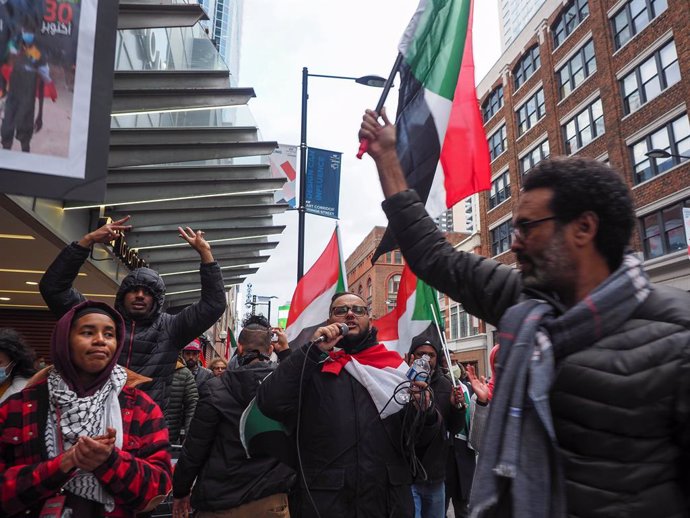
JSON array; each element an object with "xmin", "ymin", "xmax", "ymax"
[{"xmin": 39, "ymin": 216, "xmax": 227, "ymax": 410}]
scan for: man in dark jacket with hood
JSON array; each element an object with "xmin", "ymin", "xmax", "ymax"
[
  {"xmin": 407, "ymin": 334, "xmax": 465, "ymax": 518},
  {"xmin": 39, "ymin": 216, "xmax": 227, "ymax": 411},
  {"xmin": 359, "ymin": 110, "xmax": 690, "ymax": 518},
  {"xmin": 257, "ymin": 292, "xmax": 442, "ymax": 518},
  {"xmin": 172, "ymin": 316, "xmax": 295, "ymax": 517}
]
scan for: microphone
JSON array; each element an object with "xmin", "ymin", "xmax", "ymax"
[{"xmin": 313, "ymin": 323, "xmax": 349, "ymax": 344}]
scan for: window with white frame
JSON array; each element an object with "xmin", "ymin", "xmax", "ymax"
[
  {"xmin": 620, "ymin": 39, "xmax": 680, "ymax": 114},
  {"xmin": 514, "ymin": 45, "xmax": 541, "ymax": 90},
  {"xmin": 482, "ymin": 86, "xmax": 504, "ymax": 123},
  {"xmin": 387, "ymin": 274, "xmax": 401, "ymax": 311},
  {"xmin": 557, "ymin": 39, "xmax": 597, "ymax": 99},
  {"xmin": 640, "ymin": 198, "xmax": 690, "ymax": 259},
  {"xmin": 630, "ymin": 113, "xmax": 689, "ymax": 184},
  {"xmin": 488, "ymin": 125, "xmax": 507, "ymax": 160},
  {"xmin": 611, "ymin": 0, "xmax": 668, "ymax": 50},
  {"xmin": 516, "ymin": 88, "xmax": 545, "ymax": 136},
  {"xmin": 563, "ymin": 98, "xmax": 604, "ymax": 153},
  {"xmin": 490, "ymin": 220, "xmax": 513, "ymax": 256},
  {"xmin": 449, "ymin": 303, "xmax": 479, "ymax": 340},
  {"xmin": 552, "ymin": 0, "xmax": 589, "ymax": 49},
  {"xmin": 520, "ymin": 139, "xmax": 550, "ymax": 175},
  {"xmin": 489, "ymin": 170, "xmax": 511, "ymax": 209}
]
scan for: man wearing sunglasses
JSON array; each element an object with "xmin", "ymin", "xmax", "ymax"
[
  {"xmin": 257, "ymin": 292, "xmax": 442, "ymax": 518},
  {"xmin": 359, "ymin": 109, "xmax": 690, "ymax": 518}
]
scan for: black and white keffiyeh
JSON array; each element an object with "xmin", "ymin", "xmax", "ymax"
[{"xmin": 46, "ymin": 364, "xmax": 128, "ymax": 513}]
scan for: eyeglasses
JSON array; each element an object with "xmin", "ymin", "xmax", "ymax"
[
  {"xmin": 511, "ymin": 216, "xmax": 558, "ymax": 241},
  {"xmin": 330, "ymin": 304, "xmax": 368, "ymax": 317}
]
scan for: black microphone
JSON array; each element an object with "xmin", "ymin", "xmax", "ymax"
[{"xmin": 313, "ymin": 323, "xmax": 349, "ymax": 343}]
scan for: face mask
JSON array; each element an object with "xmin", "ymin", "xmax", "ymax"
[
  {"xmin": 22, "ymin": 32, "xmax": 35, "ymax": 45},
  {"xmin": 0, "ymin": 362, "xmax": 14, "ymax": 384}
]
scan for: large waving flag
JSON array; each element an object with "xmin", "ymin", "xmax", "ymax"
[
  {"xmin": 374, "ymin": 0, "xmax": 490, "ymax": 261},
  {"xmin": 285, "ymin": 226, "xmax": 348, "ymax": 347},
  {"xmin": 374, "ymin": 264, "xmax": 443, "ymax": 355}
]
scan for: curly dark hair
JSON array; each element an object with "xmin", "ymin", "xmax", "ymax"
[
  {"xmin": 523, "ymin": 156, "xmax": 634, "ymax": 272},
  {"xmin": 238, "ymin": 314, "xmax": 271, "ymax": 351},
  {"xmin": 0, "ymin": 329, "xmax": 37, "ymax": 378}
]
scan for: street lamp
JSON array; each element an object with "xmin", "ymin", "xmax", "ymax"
[
  {"xmin": 645, "ymin": 149, "xmax": 690, "ymax": 160},
  {"xmin": 297, "ymin": 67, "xmax": 386, "ymax": 282}
]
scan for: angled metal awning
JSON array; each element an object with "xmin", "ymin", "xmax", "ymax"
[
  {"xmin": 117, "ymin": 2, "xmax": 208, "ymax": 30},
  {"xmin": 77, "ymin": 2, "xmax": 291, "ymax": 308}
]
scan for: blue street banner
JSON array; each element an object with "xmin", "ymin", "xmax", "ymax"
[{"xmin": 305, "ymin": 147, "xmax": 342, "ymax": 219}]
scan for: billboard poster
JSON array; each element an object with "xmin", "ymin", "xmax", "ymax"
[
  {"xmin": 305, "ymin": 147, "xmax": 342, "ymax": 219},
  {"xmin": 0, "ymin": 0, "xmax": 118, "ymax": 201},
  {"xmin": 269, "ymin": 143, "xmax": 297, "ymax": 208}
]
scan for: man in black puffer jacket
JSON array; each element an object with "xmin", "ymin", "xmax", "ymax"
[
  {"xmin": 407, "ymin": 334, "xmax": 465, "ymax": 518},
  {"xmin": 39, "ymin": 218, "xmax": 226, "ymax": 411},
  {"xmin": 172, "ymin": 318, "xmax": 295, "ymax": 517},
  {"xmin": 360, "ymin": 110, "xmax": 690, "ymax": 518}
]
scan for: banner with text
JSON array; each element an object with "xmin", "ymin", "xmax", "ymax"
[{"xmin": 305, "ymin": 147, "xmax": 342, "ymax": 219}]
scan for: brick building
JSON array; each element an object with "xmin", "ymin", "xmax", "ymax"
[{"xmin": 477, "ymin": 0, "xmax": 690, "ymax": 290}]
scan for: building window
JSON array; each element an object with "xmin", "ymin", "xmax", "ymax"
[
  {"xmin": 490, "ymin": 220, "xmax": 513, "ymax": 256},
  {"xmin": 552, "ymin": 0, "xmax": 589, "ymax": 49},
  {"xmin": 612, "ymin": 0, "xmax": 668, "ymax": 50},
  {"xmin": 489, "ymin": 170, "xmax": 511, "ymax": 209},
  {"xmin": 631, "ymin": 114, "xmax": 690, "ymax": 184},
  {"xmin": 513, "ymin": 45, "xmax": 541, "ymax": 90},
  {"xmin": 449, "ymin": 303, "xmax": 479, "ymax": 340},
  {"xmin": 385, "ymin": 252, "xmax": 392, "ymax": 263},
  {"xmin": 640, "ymin": 198, "xmax": 690, "ymax": 259},
  {"xmin": 488, "ymin": 125, "xmax": 507, "ymax": 161},
  {"xmin": 563, "ymin": 98, "xmax": 604, "ymax": 153},
  {"xmin": 620, "ymin": 40, "xmax": 680, "ymax": 114},
  {"xmin": 516, "ymin": 88, "xmax": 545, "ymax": 136},
  {"xmin": 520, "ymin": 139, "xmax": 550, "ymax": 175},
  {"xmin": 393, "ymin": 250, "xmax": 403, "ymax": 264},
  {"xmin": 482, "ymin": 85, "xmax": 504, "ymax": 123},
  {"xmin": 387, "ymin": 274, "xmax": 401, "ymax": 312},
  {"xmin": 557, "ymin": 39, "xmax": 597, "ymax": 99},
  {"xmin": 366, "ymin": 278, "xmax": 372, "ymax": 307}
]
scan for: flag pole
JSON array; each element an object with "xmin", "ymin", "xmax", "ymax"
[
  {"xmin": 430, "ymin": 303, "xmax": 458, "ymax": 388},
  {"xmin": 356, "ymin": 53, "xmax": 403, "ymax": 159}
]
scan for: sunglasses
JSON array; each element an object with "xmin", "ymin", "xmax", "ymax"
[{"xmin": 330, "ymin": 304, "xmax": 368, "ymax": 317}]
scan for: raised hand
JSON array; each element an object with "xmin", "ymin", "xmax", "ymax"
[
  {"xmin": 466, "ymin": 364, "xmax": 490, "ymax": 404},
  {"xmin": 358, "ymin": 108, "xmax": 396, "ymax": 160},
  {"xmin": 178, "ymin": 226, "xmax": 214, "ymax": 263},
  {"xmin": 79, "ymin": 216, "xmax": 132, "ymax": 247},
  {"xmin": 271, "ymin": 327, "xmax": 289, "ymax": 353}
]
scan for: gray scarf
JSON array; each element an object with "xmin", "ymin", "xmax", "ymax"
[{"xmin": 470, "ymin": 254, "xmax": 651, "ymax": 518}]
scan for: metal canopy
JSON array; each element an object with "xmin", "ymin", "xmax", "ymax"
[
  {"xmin": 117, "ymin": 2, "xmax": 208, "ymax": 30},
  {"xmin": 103, "ymin": 1, "xmax": 288, "ymax": 309}
]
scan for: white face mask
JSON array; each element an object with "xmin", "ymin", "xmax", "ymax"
[{"xmin": 0, "ymin": 362, "xmax": 14, "ymax": 384}]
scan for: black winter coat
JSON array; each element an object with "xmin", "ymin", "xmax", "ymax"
[
  {"xmin": 39, "ymin": 242, "xmax": 227, "ymax": 410},
  {"xmin": 383, "ymin": 190, "xmax": 690, "ymax": 518},
  {"xmin": 257, "ymin": 336, "xmax": 442, "ymax": 518},
  {"xmin": 172, "ymin": 362, "xmax": 296, "ymax": 511},
  {"xmin": 165, "ymin": 361, "xmax": 198, "ymax": 444}
]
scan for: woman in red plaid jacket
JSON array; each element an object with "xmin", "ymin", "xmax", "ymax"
[{"xmin": 0, "ymin": 300, "xmax": 172, "ymax": 517}]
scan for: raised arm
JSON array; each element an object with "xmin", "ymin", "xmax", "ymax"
[
  {"xmin": 359, "ymin": 109, "xmax": 522, "ymax": 325},
  {"xmin": 169, "ymin": 227, "xmax": 227, "ymax": 347},
  {"xmin": 39, "ymin": 216, "xmax": 132, "ymax": 318}
]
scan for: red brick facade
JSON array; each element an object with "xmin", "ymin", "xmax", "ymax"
[{"xmin": 477, "ymin": 0, "xmax": 690, "ymax": 288}]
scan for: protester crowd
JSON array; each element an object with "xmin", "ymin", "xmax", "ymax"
[{"xmin": 0, "ymin": 107, "xmax": 689, "ymax": 518}]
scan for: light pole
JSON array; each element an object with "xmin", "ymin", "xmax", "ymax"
[
  {"xmin": 645, "ymin": 149, "xmax": 690, "ymax": 160},
  {"xmin": 297, "ymin": 68, "xmax": 386, "ymax": 282}
]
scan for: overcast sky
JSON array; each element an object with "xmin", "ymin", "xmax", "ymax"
[{"xmin": 238, "ymin": 0, "xmax": 501, "ymax": 321}]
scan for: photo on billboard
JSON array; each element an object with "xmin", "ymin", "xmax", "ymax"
[{"xmin": 0, "ymin": 0, "xmax": 118, "ymax": 201}]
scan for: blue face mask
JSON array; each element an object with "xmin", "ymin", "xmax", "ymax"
[
  {"xmin": 0, "ymin": 363, "xmax": 13, "ymax": 384},
  {"xmin": 22, "ymin": 32, "xmax": 34, "ymax": 45}
]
